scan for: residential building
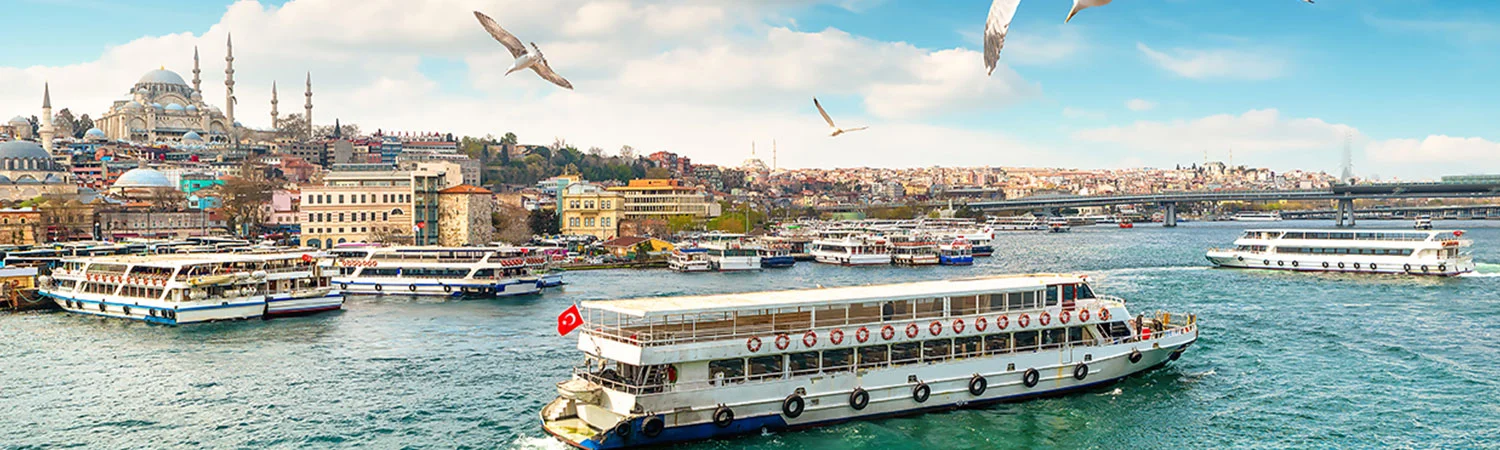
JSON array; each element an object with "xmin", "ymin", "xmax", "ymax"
[
  {"xmin": 0, "ymin": 208, "xmax": 42, "ymax": 245},
  {"xmin": 437, "ymin": 184, "xmax": 494, "ymax": 246},
  {"xmin": 607, "ymin": 179, "xmax": 720, "ymax": 220},
  {"xmin": 559, "ymin": 182, "xmax": 623, "ymax": 240},
  {"xmin": 398, "ymin": 157, "xmax": 478, "ymax": 187},
  {"xmin": 298, "ymin": 167, "xmax": 455, "ymax": 249}
]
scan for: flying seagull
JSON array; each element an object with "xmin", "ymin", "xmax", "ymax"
[
  {"xmin": 813, "ymin": 97, "xmax": 867, "ymax": 137},
  {"xmin": 983, "ymin": 0, "xmax": 1113, "ymax": 75},
  {"xmin": 473, "ymin": 11, "xmax": 573, "ymax": 90}
]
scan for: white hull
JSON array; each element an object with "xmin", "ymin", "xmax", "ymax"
[
  {"xmin": 265, "ymin": 292, "xmax": 345, "ymax": 316},
  {"xmin": 43, "ymin": 291, "xmax": 266, "ymax": 324},
  {"xmin": 710, "ymin": 257, "xmax": 762, "ymax": 272},
  {"xmin": 1205, "ymin": 250, "xmax": 1473, "ymax": 276},
  {"xmin": 333, "ymin": 276, "xmax": 541, "ymax": 297},
  {"xmin": 813, "ymin": 252, "xmax": 891, "ymax": 266}
]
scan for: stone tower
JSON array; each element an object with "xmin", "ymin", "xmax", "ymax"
[
  {"xmin": 304, "ymin": 72, "xmax": 313, "ymax": 138},
  {"xmin": 192, "ymin": 46, "xmax": 202, "ymax": 94},
  {"xmin": 270, "ymin": 82, "xmax": 279, "ymax": 129},
  {"xmin": 225, "ymin": 33, "xmax": 236, "ymax": 126},
  {"xmin": 39, "ymin": 82, "xmax": 54, "ymax": 152}
]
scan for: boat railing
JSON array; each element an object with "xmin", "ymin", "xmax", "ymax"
[{"xmin": 589, "ymin": 297, "xmax": 1129, "ymax": 348}]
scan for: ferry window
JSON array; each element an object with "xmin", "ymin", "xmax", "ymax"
[
  {"xmin": 849, "ymin": 302, "xmax": 882, "ymax": 323},
  {"xmin": 1062, "ymin": 284, "xmax": 1076, "ymax": 301},
  {"xmin": 1067, "ymin": 326, "xmax": 1085, "ymax": 344},
  {"xmin": 749, "ymin": 355, "xmax": 784, "ymax": 380},
  {"xmin": 857, "ymin": 345, "xmax": 888, "ymax": 368},
  {"xmin": 1042, "ymin": 328, "xmax": 1066, "ymax": 348},
  {"xmin": 982, "ymin": 294, "xmax": 1004, "ymax": 313},
  {"xmin": 882, "ymin": 300, "xmax": 912, "ymax": 321},
  {"xmin": 954, "ymin": 336, "xmax": 982, "ymax": 358},
  {"xmin": 890, "ymin": 342, "xmax": 921, "ymax": 365},
  {"xmin": 951, "ymin": 295, "xmax": 980, "ymax": 316},
  {"xmin": 788, "ymin": 352, "xmax": 820, "ymax": 376},
  {"xmin": 1044, "ymin": 288, "xmax": 1058, "ymax": 307},
  {"xmin": 984, "ymin": 334, "xmax": 1010, "ymax": 354},
  {"xmin": 1014, "ymin": 331, "xmax": 1039, "ymax": 351},
  {"xmin": 914, "ymin": 298, "xmax": 943, "ymax": 319},
  {"xmin": 1024, "ymin": 291, "xmax": 1039, "ymax": 309},
  {"xmin": 822, "ymin": 348, "xmax": 853, "ymax": 374},
  {"xmin": 922, "ymin": 339, "xmax": 952, "ymax": 363},
  {"xmin": 812, "ymin": 306, "xmax": 847, "ymax": 328},
  {"xmin": 1076, "ymin": 284, "xmax": 1095, "ymax": 299},
  {"xmin": 709, "ymin": 358, "xmax": 745, "ymax": 382}
]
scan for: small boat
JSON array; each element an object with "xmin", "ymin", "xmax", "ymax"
[
  {"xmin": 704, "ymin": 242, "xmax": 761, "ymax": 272},
  {"xmin": 1047, "ymin": 218, "xmax": 1071, "ymax": 233},
  {"xmin": 1118, "ymin": 219, "xmax": 1134, "ymax": 229},
  {"xmin": 938, "ymin": 240, "xmax": 974, "ymax": 266},
  {"xmin": 668, "ymin": 248, "xmax": 712, "ymax": 272},
  {"xmin": 757, "ymin": 245, "xmax": 796, "ymax": 269},
  {"xmin": 1414, "ymin": 215, "xmax": 1433, "ymax": 230},
  {"xmin": 540, "ymin": 274, "xmax": 1200, "ymax": 449},
  {"xmin": 1205, "ymin": 228, "xmax": 1474, "ymax": 276},
  {"xmin": 1230, "ymin": 212, "xmax": 1283, "ymax": 222},
  {"xmin": 810, "ymin": 235, "xmax": 891, "ymax": 266},
  {"xmin": 889, "ymin": 240, "xmax": 940, "ymax": 266}
]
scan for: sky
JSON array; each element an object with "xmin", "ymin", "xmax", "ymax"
[{"xmin": 2, "ymin": 0, "xmax": 1498, "ymax": 180}]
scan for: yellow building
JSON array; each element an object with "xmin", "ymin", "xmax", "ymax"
[
  {"xmin": 559, "ymin": 182, "xmax": 622, "ymax": 240},
  {"xmin": 607, "ymin": 179, "xmax": 720, "ymax": 220},
  {"xmin": 299, "ymin": 168, "xmax": 455, "ymax": 248}
]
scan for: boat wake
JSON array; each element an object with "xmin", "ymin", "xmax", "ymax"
[
  {"xmin": 1465, "ymin": 262, "xmax": 1500, "ymax": 277},
  {"xmin": 510, "ymin": 436, "xmax": 569, "ymax": 450},
  {"xmin": 1098, "ymin": 388, "xmax": 1123, "ymax": 396}
]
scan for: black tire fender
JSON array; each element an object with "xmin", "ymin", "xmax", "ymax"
[
  {"xmin": 849, "ymin": 388, "xmax": 870, "ymax": 410},
  {"xmin": 782, "ymin": 394, "xmax": 805, "ymax": 418},
  {"xmin": 968, "ymin": 374, "xmax": 987, "ymax": 396},
  {"xmin": 1023, "ymin": 368, "xmax": 1040, "ymax": 388},
  {"xmin": 1074, "ymin": 363, "xmax": 1089, "ymax": 381},
  {"xmin": 912, "ymin": 382, "xmax": 930, "ymax": 403},
  {"xmin": 712, "ymin": 405, "xmax": 734, "ymax": 428}
]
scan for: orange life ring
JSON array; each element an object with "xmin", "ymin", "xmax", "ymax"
[
  {"xmin": 830, "ymin": 329, "xmax": 845, "ymax": 345},
  {"xmin": 747, "ymin": 337, "xmax": 762, "ymax": 352},
  {"xmin": 996, "ymin": 315, "xmax": 1009, "ymax": 330},
  {"xmin": 1100, "ymin": 308, "xmax": 1111, "ymax": 321},
  {"xmin": 1039, "ymin": 312, "xmax": 1051, "ymax": 326},
  {"xmin": 1018, "ymin": 314, "xmax": 1031, "ymax": 328},
  {"xmin": 929, "ymin": 321, "xmax": 943, "ymax": 336},
  {"xmin": 775, "ymin": 334, "xmax": 791, "ymax": 350},
  {"xmin": 1059, "ymin": 310, "xmax": 1071, "ymax": 324},
  {"xmin": 952, "ymin": 318, "xmax": 965, "ymax": 334},
  {"xmin": 1079, "ymin": 309, "xmax": 1091, "ymax": 322},
  {"xmin": 906, "ymin": 323, "xmax": 919, "ymax": 339},
  {"xmin": 975, "ymin": 317, "xmax": 988, "ymax": 332},
  {"xmin": 882, "ymin": 325, "xmax": 896, "ymax": 340},
  {"xmin": 856, "ymin": 327, "xmax": 870, "ymax": 343},
  {"xmin": 803, "ymin": 331, "xmax": 817, "ymax": 348}
]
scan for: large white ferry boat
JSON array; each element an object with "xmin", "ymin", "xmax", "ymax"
[
  {"xmin": 889, "ymin": 239, "xmax": 939, "ymax": 266},
  {"xmin": 703, "ymin": 242, "xmax": 761, "ymax": 272},
  {"xmin": 541, "ymin": 275, "xmax": 1199, "ymax": 448},
  {"xmin": 329, "ymin": 246, "xmax": 548, "ymax": 297},
  {"xmin": 1205, "ymin": 229, "xmax": 1474, "ymax": 276},
  {"xmin": 668, "ymin": 248, "xmax": 712, "ymax": 273},
  {"xmin": 1230, "ymin": 212, "xmax": 1283, "ymax": 222},
  {"xmin": 810, "ymin": 235, "xmax": 892, "ymax": 266},
  {"xmin": 37, "ymin": 252, "xmax": 340, "ymax": 324}
]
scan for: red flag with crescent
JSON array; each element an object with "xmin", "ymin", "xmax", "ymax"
[{"xmin": 557, "ymin": 304, "xmax": 583, "ymax": 336}]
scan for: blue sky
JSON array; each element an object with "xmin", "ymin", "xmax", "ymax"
[{"xmin": 2, "ymin": 0, "xmax": 1497, "ymax": 179}]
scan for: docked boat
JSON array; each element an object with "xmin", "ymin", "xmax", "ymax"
[
  {"xmin": 758, "ymin": 244, "xmax": 797, "ymax": 269},
  {"xmin": 937, "ymin": 240, "xmax": 974, "ymax": 266},
  {"xmin": 1118, "ymin": 219, "xmax": 1134, "ymax": 229},
  {"xmin": 987, "ymin": 217, "xmax": 1048, "ymax": 232},
  {"xmin": 668, "ymin": 248, "xmax": 712, "ymax": 272},
  {"xmin": 540, "ymin": 274, "xmax": 1199, "ymax": 449},
  {"xmin": 1231, "ymin": 212, "xmax": 1283, "ymax": 222},
  {"xmin": 704, "ymin": 242, "xmax": 762, "ymax": 272},
  {"xmin": 1414, "ymin": 215, "xmax": 1433, "ymax": 230},
  {"xmin": 1205, "ymin": 229, "xmax": 1474, "ymax": 276},
  {"xmin": 889, "ymin": 239, "xmax": 940, "ymax": 266},
  {"xmin": 1047, "ymin": 218, "xmax": 1071, "ymax": 233},
  {"xmin": 810, "ymin": 235, "xmax": 891, "ymax": 266},
  {"xmin": 37, "ymin": 252, "xmax": 341, "ymax": 324},
  {"xmin": 329, "ymin": 246, "xmax": 548, "ymax": 297}
]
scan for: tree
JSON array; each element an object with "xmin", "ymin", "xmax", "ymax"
[
  {"xmin": 528, "ymin": 209, "xmax": 560, "ymax": 236},
  {"xmin": 666, "ymin": 215, "xmax": 697, "ymax": 233},
  {"xmin": 275, "ymin": 113, "xmax": 309, "ymax": 139},
  {"xmin": 501, "ymin": 132, "xmax": 518, "ymax": 145},
  {"xmin": 493, "ymin": 202, "xmax": 532, "ymax": 244},
  {"xmin": 366, "ymin": 225, "xmax": 407, "ymax": 244},
  {"xmin": 618, "ymin": 145, "xmax": 635, "ymax": 159},
  {"xmin": 219, "ymin": 161, "xmax": 276, "ymax": 236},
  {"xmin": 587, "ymin": 146, "xmax": 605, "ymax": 157},
  {"xmin": 53, "ymin": 108, "xmax": 77, "ymax": 140},
  {"xmin": 75, "ymin": 114, "xmax": 94, "ymax": 138},
  {"xmin": 634, "ymin": 241, "xmax": 653, "ymax": 261},
  {"xmin": 148, "ymin": 188, "xmax": 186, "ymax": 212}
]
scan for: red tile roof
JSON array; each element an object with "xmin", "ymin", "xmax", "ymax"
[{"xmin": 439, "ymin": 184, "xmax": 492, "ymax": 194}]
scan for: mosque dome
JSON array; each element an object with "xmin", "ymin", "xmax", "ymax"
[
  {"xmin": 0, "ymin": 141, "xmax": 50, "ymax": 160},
  {"xmin": 185, "ymin": 105, "xmax": 199, "ymax": 113},
  {"xmin": 182, "ymin": 131, "xmax": 203, "ymax": 142},
  {"xmin": 112, "ymin": 167, "xmax": 173, "ymax": 189},
  {"xmin": 0, "ymin": 175, "xmax": 11, "ymax": 184},
  {"xmin": 138, "ymin": 68, "xmax": 189, "ymax": 86},
  {"xmin": 150, "ymin": 103, "xmax": 163, "ymax": 111},
  {"xmin": 7, "ymin": 116, "xmax": 27, "ymax": 125},
  {"xmin": 190, "ymin": 91, "xmax": 203, "ymax": 101},
  {"xmin": 165, "ymin": 103, "xmax": 185, "ymax": 112},
  {"xmin": 136, "ymin": 87, "xmax": 150, "ymax": 97},
  {"xmin": 84, "ymin": 128, "xmax": 107, "ymax": 140},
  {"xmin": 124, "ymin": 101, "xmax": 144, "ymax": 112}
]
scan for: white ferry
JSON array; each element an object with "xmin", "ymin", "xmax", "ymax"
[
  {"xmin": 668, "ymin": 248, "xmax": 712, "ymax": 273},
  {"xmin": 541, "ymin": 275, "xmax": 1198, "ymax": 448},
  {"xmin": 1414, "ymin": 215, "xmax": 1433, "ymax": 230},
  {"xmin": 703, "ymin": 242, "xmax": 762, "ymax": 272},
  {"xmin": 1231, "ymin": 212, "xmax": 1283, "ymax": 222},
  {"xmin": 938, "ymin": 240, "xmax": 974, "ymax": 266},
  {"xmin": 1205, "ymin": 229, "xmax": 1474, "ymax": 276},
  {"xmin": 1047, "ymin": 218, "xmax": 1071, "ymax": 233},
  {"xmin": 329, "ymin": 246, "xmax": 547, "ymax": 297},
  {"xmin": 37, "ymin": 252, "xmax": 340, "ymax": 324},
  {"xmin": 987, "ymin": 217, "xmax": 1048, "ymax": 232},
  {"xmin": 889, "ymin": 240, "xmax": 939, "ymax": 266},
  {"xmin": 810, "ymin": 235, "xmax": 891, "ymax": 266}
]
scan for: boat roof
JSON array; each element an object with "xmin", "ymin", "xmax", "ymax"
[
  {"xmin": 1244, "ymin": 228, "xmax": 1455, "ymax": 234},
  {"xmin": 66, "ymin": 251, "xmax": 315, "ymax": 266},
  {"xmin": 583, "ymin": 274, "xmax": 1086, "ymax": 318}
]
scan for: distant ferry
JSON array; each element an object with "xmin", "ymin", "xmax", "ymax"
[
  {"xmin": 1231, "ymin": 212, "xmax": 1283, "ymax": 222},
  {"xmin": 1414, "ymin": 215, "xmax": 1433, "ymax": 230},
  {"xmin": 329, "ymin": 246, "xmax": 548, "ymax": 297},
  {"xmin": 987, "ymin": 217, "xmax": 1048, "ymax": 232},
  {"xmin": 937, "ymin": 240, "xmax": 974, "ymax": 266},
  {"xmin": 1047, "ymin": 218, "xmax": 1071, "ymax": 233},
  {"xmin": 37, "ymin": 252, "xmax": 340, "ymax": 324},
  {"xmin": 668, "ymin": 247, "xmax": 712, "ymax": 272},
  {"xmin": 541, "ymin": 275, "xmax": 1199, "ymax": 449},
  {"xmin": 757, "ymin": 244, "xmax": 797, "ymax": 269},
  {"xmin": 810, "ymin": 235, "xmax": 891, "ymax": 266},
  {"xmin": 1205, "ymin": 229, "xmax": 1474, "ymax": 276},
  {"xmin": 703, "ymin": 242, "xmax": 761, "ymax": 272}
]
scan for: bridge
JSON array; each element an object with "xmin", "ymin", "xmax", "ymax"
[
  {"xmin": 965, "ymin": 182, "xmax": 1500, "ymax": 227},
  {"xmin": 1278, "ymin": 204, "xmax": 1500, "ymax": 220}
]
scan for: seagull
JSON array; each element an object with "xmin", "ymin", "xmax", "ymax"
[
  {"xmin": 813, "ymin": 97, "xmax": 867, "ymax": 137},
  {"xmin": 983, "ymin": 0, "xmax": 1113, "ymax": 75},
  {"xmin": 473, "ymin": 11, "xmax": 573, "ymax": 90}
]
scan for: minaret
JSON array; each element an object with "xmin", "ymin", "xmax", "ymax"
[
  {"xmin": 39, "ymin": 82, "xmax": 55, "ymax": 152},
  {"xmin": 224, "ymin": 33, "xmax": 236, "ymax": 126},
  {"xmin": 304, "ymin": 72, "xmax": 313, "ymax": 138},
  {"xmin": 191, "ymin": 46, "xmax": 202, "ymax": 94},
  {"xmin": 269, "ymin": 82, "xmax": 279, "ymax": 129}
]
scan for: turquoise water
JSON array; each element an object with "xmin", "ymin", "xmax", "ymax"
[{"xmin": 3, "ymin": 220, "xmax": 1499, "ymax": 449}]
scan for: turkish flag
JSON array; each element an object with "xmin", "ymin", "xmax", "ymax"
[{"xmin": 557, "ymin": 304, "xmax": 583, "ymax": 336}]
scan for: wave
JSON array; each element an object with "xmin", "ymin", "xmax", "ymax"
[
  {"xmin": 1472, "ymin": 262, "xmax": 1500, "ymax": 274},
  {"xmin": 510, "ymin": 436, "xmax": 569, "ymax": 450},
  {"xmin": 1459, "ymin": 272, "xmax": 1500, "ymax": 278}
]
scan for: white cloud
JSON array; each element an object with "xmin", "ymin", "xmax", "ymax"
[
  {"xmin": 1136, "ymin": 42, "xmax": 1286, "ymax": 80},
  {"xmin": 1125, "ymin": 98, "xmax": 1155, "ymax": 111},
  {"xmin": 1001, "ymin": 26, "xmax": 1086, "ymax": 66},
  {"xmin": 0, "ymin": 0, "xmax": 1047, "ymax": 170},
  {"xmin": 1074, "ymin": 109, "xmax": 1354, "ymax": 155},
  {"xmin": 1365, "ymin": 135, "xmax": 1500, "ymax": 178}
]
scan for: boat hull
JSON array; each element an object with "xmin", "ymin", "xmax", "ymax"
[
  {"xmin": 333, "ymin": 278, "xmax": 542, "ymax": 297},
  {"xmin": 939, "ymin": 255, "xmax": 974, "ymax": 266},
  {"xmin": 265, "ymin": 292, "xmax": 345, "ymax": 317},
  {"xmin": 813, "ymin": 253, "xmax": 891, "ymax": 266},
  {"xmin": 1205, "ymin": 250, "xmax": 1473, "ymax": 276},
  {"xmin": 760, "ymin": 256, "xmax": 796, "ymax": 268},
  {"xmin": 40, "ymin": 291, "xmax": 265, "ymax": 325},
  {"xmin": 970, "ymin": 245, "xmax": 993, "ymax": 257}
]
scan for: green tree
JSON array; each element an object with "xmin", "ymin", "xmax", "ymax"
[
  {"xmin": 666, "ymin": 215, "xmax": 697, "ymax": 233},
  {"xmin": 528, "ymin": 209, "xmax": 560, "ymax": 236},
  {"xmin": 634, "ymin": 241, "xmax": 652, "ymax": 261},
  {"xmin": 219, "ymin": 161, "xmax": 276, "ymax": 237}
]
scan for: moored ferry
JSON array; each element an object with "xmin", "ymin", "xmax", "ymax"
[
  {"xmin": 938, "ymin": 240, "xmax": 974, "ymax": 266},
  {"xmin": 1230, "ymin": 212, "xmax": 1283, "ymax": 222},
  {"xmin": 540, "ymin": 275, "xmax": 1199, "ymax": 448},
  {"xmin": 810, "ymin": 235, "xmax": 891, "ymax": 266},
  {"xmin": 329, "ymin": 246, "xmax": 548, "ymax": 297},
  {"xmin": 37, "ymin": 252, "xmax": 340, "ymax": 324},
  {"xmin": 757, "ymin": 244, "xmax": 797, "ymax": 269},
  {"xmin": 890, "ymin": 239, "xmax": 939, "ymax": 266},
  {"xmin": 668, "ymin": 248, "xmax": 712, "ymax": 272},
  {"xmin": 1205, "ymin": 229, "xmax": 1473, "ymax": 276},
  {"xmin": 703, "ymin": 242, "xmax": 761, "ymax": 272}
]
